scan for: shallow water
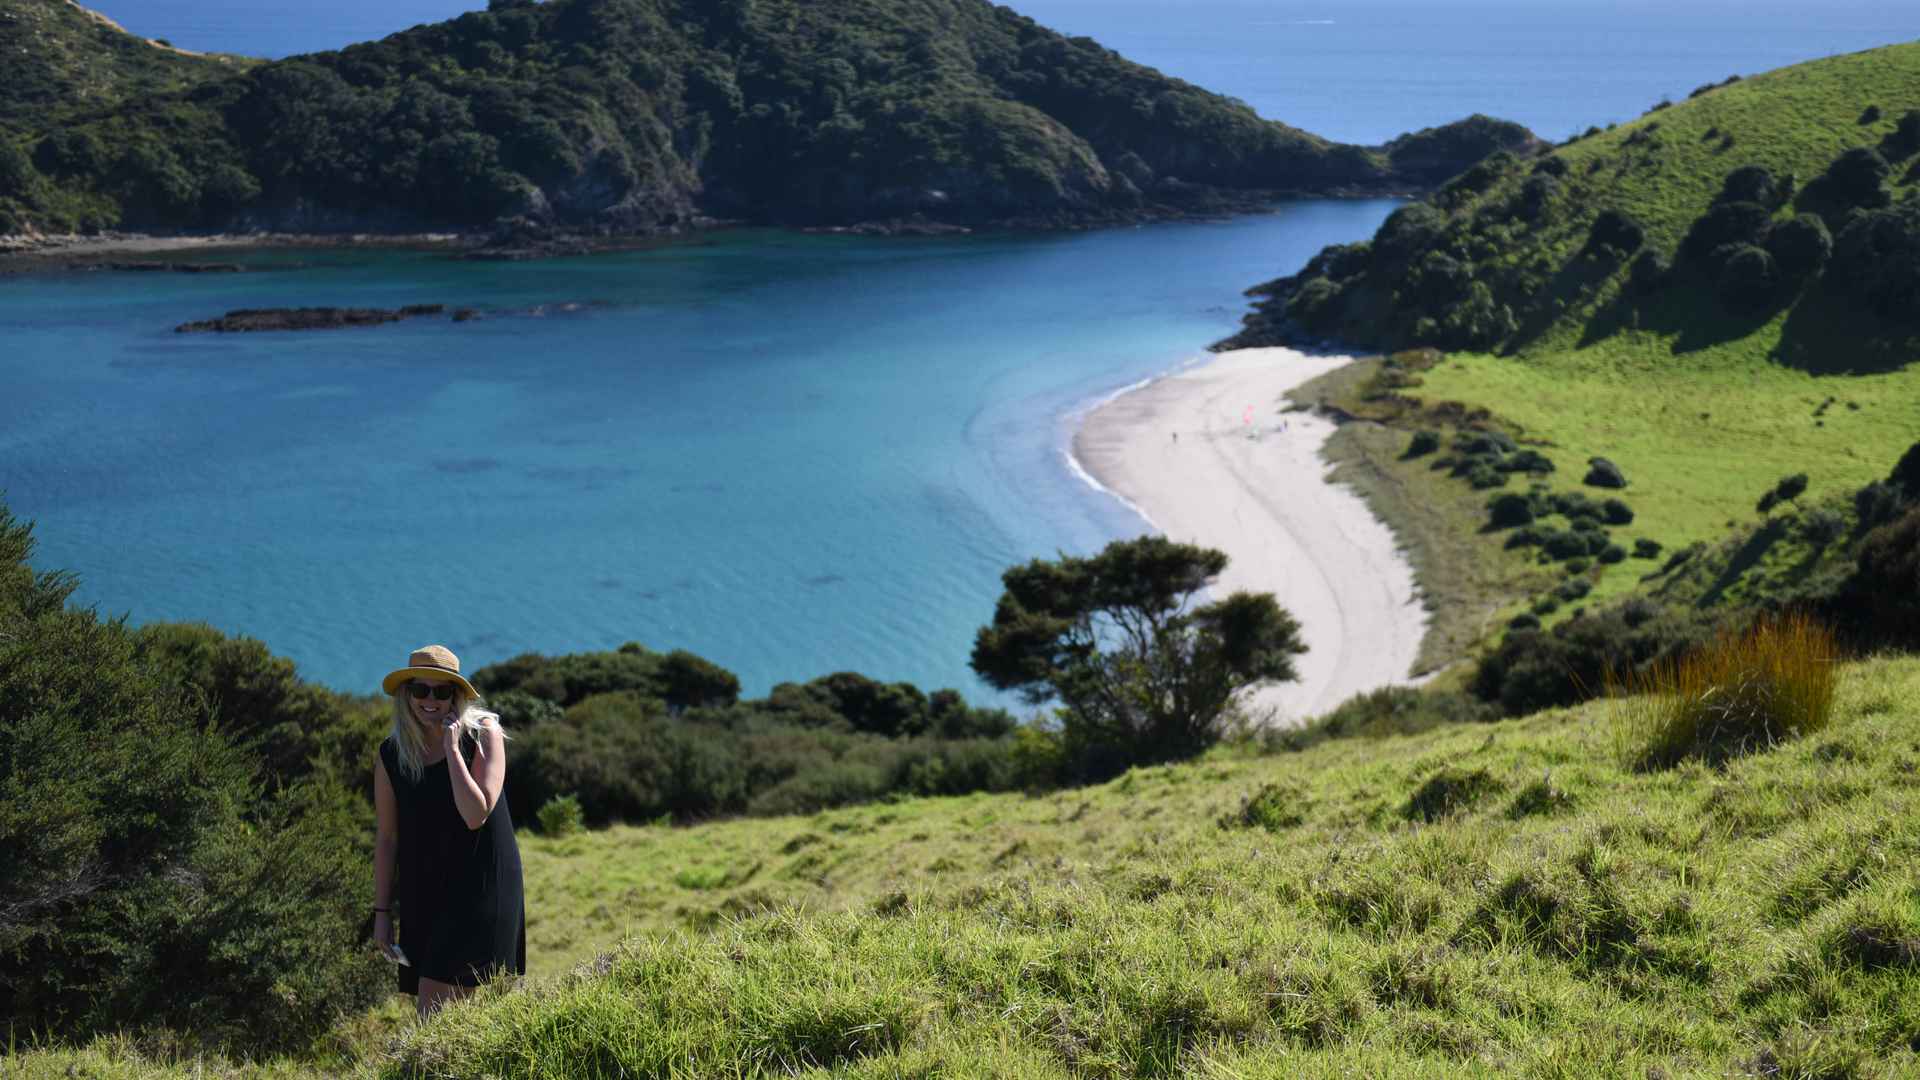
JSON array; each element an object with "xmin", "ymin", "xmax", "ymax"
[{"xmin": 2, "ymin": 206, "xmax": 1396, "ymax": 699}]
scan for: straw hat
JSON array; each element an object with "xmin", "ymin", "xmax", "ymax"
[{"xmin": 381, "ymin": 644, "xmax": 480, "ymax": 699}]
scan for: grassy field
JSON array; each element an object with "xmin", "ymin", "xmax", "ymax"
[
  {"xmin": 12, "ymin": 653, "xmax": 1920, "ymax": 1077},
  {"xmin": 1409, "ymin": 345, "xmax": 1920, "ymax": 619}
]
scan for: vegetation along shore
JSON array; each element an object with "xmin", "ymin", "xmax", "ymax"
[
  {"xmin": 3, "ymin": 8, "xmax": 1920, "ymax": 1080},
  {"xmin": 0, "ymin": 0, "xmax": 1535, "ymax": 254}
]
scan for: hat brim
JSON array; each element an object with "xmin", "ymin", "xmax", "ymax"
[{"xmin": 382, "ymin": 667, "xmax": 480, "ymax": 699}]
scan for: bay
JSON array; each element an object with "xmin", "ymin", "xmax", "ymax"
[{"xmin": 1, "ymin": 206, "xmax": 1397, "ymax": 698}]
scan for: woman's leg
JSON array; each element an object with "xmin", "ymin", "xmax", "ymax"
[{"xmin": 415, "ymin": 976, "xmax": 474, "ymax": 1021}]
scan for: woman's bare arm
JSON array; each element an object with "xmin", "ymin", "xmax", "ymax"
[
  {"xmin": 445, "ymin": 722, "xmax": 506, "ymax": 830},
  {"xmin": 373, "ymin": 754, "xmax": 399, "ymax": 945}
]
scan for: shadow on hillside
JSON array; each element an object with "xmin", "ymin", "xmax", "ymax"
[
  {"xmin": 1511, "ymin": 250, "xmax": 1622, "ymax": 351},
  {"xmin": 1773, "ymin": 289, "xmax": 1920, "ymax": 374},
  {"xmin": 1577, "ymin": 271, "xmax": 1776, "ymax": 355},
  {"xmin": 1697, "ymin": 517, "xmax": 1789, "ymax": 608}
]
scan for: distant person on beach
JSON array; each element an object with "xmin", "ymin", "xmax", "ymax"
[{"xmin": 371, "ymin": 645, "xmax": 525, "ymax": 1020}]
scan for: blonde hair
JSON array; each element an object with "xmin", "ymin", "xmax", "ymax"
[{"xmin": 388, "ymin": 686, "xmax": 508, "ymax": 783}]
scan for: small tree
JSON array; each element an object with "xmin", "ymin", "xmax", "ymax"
[{"xmin": 970, "ymin": 537, "xmax": 1306, "ymax": 774}]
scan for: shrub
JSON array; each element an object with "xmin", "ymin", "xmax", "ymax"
[
  {"xmin": 1487, "ymin": 492, "xmax": 1535, "ymax": 528},
  {"xmin": 0, "ymin": 505, "xmax": 384, "ymax": 1052},
  {"xmin": 1814, "ymin": 146, "xmax": 1892, "ymax": 209},
  {"xmin": 1555, "ymin": 577, "xmax": 1592, "ymax": 602},
  {"xmin": 1633, "ymin": 538, "xmax": 1664, "ymax": 559},
  {"xmin": 1890, "ymin": 110, "xmax": 1920, "ymax": 157},
  {"xmin": 1889, "ymin": 438, "xmax": 1920, "ymax": 497},
  {"xmin": 1766, "ymin": 213, "xmax": 1833, "ymax": 278},
  {"xmin": 1532, "ymin": 156, "xmax": 1569, "ymax": 178},
  {"xmin": 1628, "ymin": 248, "xmax": 1670, "ymax": 293},
  {"xmin": 536, "ymin": 793, "xmax": 585, "ymax": 836},
  {"xmin": 1616, "ymin": 613, "xmax": 1839, "ymax": 769},
  {"xmin": 1719, "ymin": 165, "xmax": 1780, "ymax": 207},
  {"xmin": 1600, "ymin": 498, "xmax": 1635, "ymax": 525},
  {"xmin": 1830, "ymin": 201, "xmax": 1920, "ymax": 321},
  {"xmin": 1598, "ymin": 543, "xmax": 1628, "ymax": 564},
  {"xmin": 1541, "ymin": 530, "xmax": 1589, "ymax": 560},
  {"xmin": 1404, "ymin": 429, "xmax": 1442, "ymax": 458},
  {"xmin": 1508, "ymin": 613, "xmax": 1541, "ymax": 631},
  {"xmin": 1585, "ymin": 209, "xmax": 1645, "ymax": 257},
  {"xmin": 1234, "ymin": 782, "xmax": 1306, "ymax": 830},
  {"xmin": 1682, "ymin": 201, "xmax": 1772, "ymax": 263},
  {"xmin": 1844, "ymin": 506, "xmax": 1920, "ymax": 649},
  {"xmin": 1472, "ymin": 599, "xmax": 1719, "ymax": 715},
  {"xmin": 1716, "ymin": 243, "xmax": 1778, "ymax": 310},
  {"xmin": 1516, "ymin": 174, "xmax": 1559, "ymax": 221},
  {"xmin": 1584, "ymin": 457, "xmax": 1627, "ymax": 488},
  {"xmin": 1565, "ymin": 557, "xmax": 1593, "ymax": 574},
  {"xmin": 1467, "ymin": 462, "xmax": 1507, "ymax": 489},
  {"xmin": 489, "ymin": 688, "xmax": 564, "ymax": 731},
  {"xmin": 1501, "ymin": 448, "xmax": 1555, "ymax": 474}
]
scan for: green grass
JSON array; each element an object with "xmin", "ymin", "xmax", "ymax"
[
  {"xmin": 1412, "ymin": 347, "xmax": 1920, "ymax": 618},
  {"xmin": 11, "ymin": 655, "xmax": 1920, "ymax": 1077}
]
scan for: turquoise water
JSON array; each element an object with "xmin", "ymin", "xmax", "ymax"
[
  {"xmin": 87, "ymin": 0, "xmax": 1919, "ymax": 144},
  {"xmin": 1, "ymin": 205, "xmax": 1397, "ymax": 697},
  {"xmin": 19, "ymin": 0, "xmax": 1920, "ymax": 699}
]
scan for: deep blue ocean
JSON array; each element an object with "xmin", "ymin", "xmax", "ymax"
[{"xmin": 6, "ymin": 2, "xmax": 1915, "ymax": 701}]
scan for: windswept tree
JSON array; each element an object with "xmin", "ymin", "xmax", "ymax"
[{"xmin": 970, "ymin": 536, "xmax": 1306, "ymax": 775}]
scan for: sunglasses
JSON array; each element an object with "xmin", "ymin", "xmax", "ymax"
[{"xmin": 407, "ymin": 681, "xmax": 457, "ymax": 701}]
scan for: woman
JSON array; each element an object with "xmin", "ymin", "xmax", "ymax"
[{"xmin": 371, "ymin": 644, "xmax": 525, "ymax": 1020}]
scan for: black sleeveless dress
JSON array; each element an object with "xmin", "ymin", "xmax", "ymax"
[{"xmin": 380, "ymin": 732, "xmax": 526, "ymax": 992}]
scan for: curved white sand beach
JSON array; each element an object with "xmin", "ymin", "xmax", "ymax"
[{"xmin": 1072, "ymin": 347, "xmax": 1427, "ymax": 726}]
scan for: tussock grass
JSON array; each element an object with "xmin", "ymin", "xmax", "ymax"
[{"xmin": 1615, "ymin": 611, "xmax": 1840, "ymax": 768}]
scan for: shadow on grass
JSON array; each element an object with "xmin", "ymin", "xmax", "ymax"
[
  {"xmin": 1771, "ymin": 287, "xmax": 1920, "ymax": 374},
  {"xmin": 1696, "ymin": 516, "xmax": 1790, "ymax": 608}
]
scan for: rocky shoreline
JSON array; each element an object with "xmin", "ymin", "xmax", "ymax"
[
  {"xmin": 0, "ymin": 182, "xmax": 1424, "ymax": 268},
  {"xmin": 174, "ymin": 304, "xmax": 472, "ymax": 333}
]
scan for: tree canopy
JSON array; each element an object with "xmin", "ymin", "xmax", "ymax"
[{"xmin": 970, "ymin": 536, "xmax": 1306, "ymax": 774}]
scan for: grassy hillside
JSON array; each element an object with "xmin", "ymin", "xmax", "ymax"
[
  {"xmin": 0, "ymin": 0, "xmax": 252, "ymax": 129},
  {"xmin": 0, "ymin": 0, "xmax": 1534, "ymax": 237},
  {"xmin": 13, "ymin": 654, "xmax": 1919, "ymax": 1077},
  {"xmin": 1219, "ymin": 43, "xmax": 1920, "ymax": 656}
]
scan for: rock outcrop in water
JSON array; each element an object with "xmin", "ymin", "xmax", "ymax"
[{"xmin": 175, "ymin": 305, "xmax": 446, "ymax": 333}]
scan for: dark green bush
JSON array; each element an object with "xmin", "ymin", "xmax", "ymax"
[
  {"xmin": 1405, "ymin": 429, "xmax": 1442, "ymax": 458},
  {"xmin": 1555, "ymin": 577, "xmax": 1592, "ymax": 602},
  {"xmin": 1467, "ymin": 463, "xmax": 1508, "ymax": 489},
  {"xmin": 1585, "ymin": 209, "xmax": 1645, "ymax": 257},
  {"xmin": 1540, "ymin": 530, "xmax": 1588, "ymax": 560},
  {"xmin": 1584, "ymin": 457, "xmax": 1627, "ymax": 488},
  {"xmin": 1628, "ymin": 248, "xmax": 1671, "ymax": 293},
  {"xmin": 1508, "ymin": 613, "xmax": 1541, "ymax": 631},
  {"xmin": 1633, "ymin": 538, "xmax": 1664, "ymax": 559},
  {"xmin": 1565, "ymin": 556, "xmax": 1593, "ymax": 574},
  {"xmin": 489, "ymin": 688, "xmax": 564, "ymax": 731},
  {"xmin": 1531, "ymin": 156, "xmax": 1569, "ymax": 178},
  {"xmin": 1598, "ymin": 544, "xmax": 1628, "ymax": 564},
  {"xmin": 1501, "ymin": 449, "xmax": 1555, "ymax": 474},
  {"xmin": 659, "ymin": 649, "xmax": 742, "ymax": 710},
  {"xmin": 1600, "ymin": 498, "xmax": 1635, "ymax": 525},
  {"xmin": 1890, "ymin": 110, "xmax": 1920, "ymax": 158},
  {"xmin": 1719, "ymin": 164, "xmax": 1780, "ymax": 207},
  {"xmin": 1813, "ymin": 146, "xmax": 1892, "ymax": 210},
  {"xmin": 1831, "ymin": 200, "xmax": 1920, "ymax": 321},
  {"xmin": 1471, "ymin": 600, "xmax": 1720, "ymax": 715},
  {"xmin": 1717, "ymin": 243, "xmax": 1778, "ymax": 309},
  {"xmin": 1766, "ymin": 213, "xmax": 1833, "ymax": 278},
  {"xmin": 0, "ymin": 505, "xmax": 384, "ymax": 1052},
  {"xmin": 1682, "ymin": 200, "xmax": 1772, "ymax": 262},
  {"xmin": 1516, "ymin": 174, "xmax": 1559, "ymax": 221},
  {"xmin": 1487, "ymin": 492, "xmax": 1535, "ymax": 528}
]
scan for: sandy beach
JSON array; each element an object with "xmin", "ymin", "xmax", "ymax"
[{"xmin": 1072, "ymin": 347, "xmax": 1426, "ymax": 727}]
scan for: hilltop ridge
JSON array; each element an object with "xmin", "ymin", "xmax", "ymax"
[{"xmin": 0, "ymin": 0, "xmax": 1537, "ymax": 239}]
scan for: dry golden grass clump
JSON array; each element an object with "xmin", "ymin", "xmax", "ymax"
[{"xmin": 1615, "ymin": 611, "xmax": 1839, "ymax": 768}]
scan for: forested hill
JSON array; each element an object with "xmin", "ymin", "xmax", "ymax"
[
  {"xmin": 1222, "ymin": 42, "xmax": 1920, "ymax": 366},
  {"xmin": 0, "ymin": 0, "xmax": 1538, "ymax": 237}
]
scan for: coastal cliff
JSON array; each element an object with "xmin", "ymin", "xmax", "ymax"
[{"xmin": 0, "ymin": 0, "xmax": 1539, "ymax": 240}]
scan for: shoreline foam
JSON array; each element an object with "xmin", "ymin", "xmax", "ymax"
[{"xmin": 1070, "ymin": 346, "xmax": 1427, "ymax": 727}]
